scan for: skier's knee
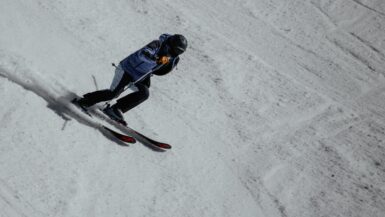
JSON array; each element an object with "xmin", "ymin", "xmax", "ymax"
[
  {"xmin": 139, "ymin": 87, "xmax": 149, "ymax": 101},
  {"xmin": 83, "ymin": 89, "xmax": 114, "ymax": 100},
  {"xmin": 136, "ymin": 84, "xmax": 149, "ymax": 101},
  {"xmin": 110, "ymin": 90, "xmax": 121, "ymax": 99}
]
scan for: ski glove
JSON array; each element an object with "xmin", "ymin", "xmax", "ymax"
[
  {"xmin": 142, "ymin": 50, "xmax": 169, "ymax": 65},
  {"xmin": 157, "ymin": 56, "xmax": 170, "ymax": 65}
]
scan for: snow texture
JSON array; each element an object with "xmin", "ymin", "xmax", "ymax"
[{"xmin": 1, "ymin": 0, "xmax": 385, "ymax": 217}]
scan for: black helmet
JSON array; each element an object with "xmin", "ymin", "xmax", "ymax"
[{"xmin": 167, "ymin": 34, "xmax": 188, "ymax": 56}]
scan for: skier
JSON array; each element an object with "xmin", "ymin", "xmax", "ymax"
[{"xmin": 74, "ymin": 33, "xmax": 188, "ymax": 125}]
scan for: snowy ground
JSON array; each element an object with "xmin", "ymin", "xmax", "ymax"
[{"xmin": 1, "ymin": 0, "xmax": 385, "ymax": 216}]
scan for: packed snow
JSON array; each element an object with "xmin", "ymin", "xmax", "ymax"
[{"xmin": 1, "ymin": 0, "xmax": 385, "ymax": 216}]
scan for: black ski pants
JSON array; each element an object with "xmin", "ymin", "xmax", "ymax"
[{"xmin": 81, "ymin": 71, "xmax": 150, "ymax": 113}]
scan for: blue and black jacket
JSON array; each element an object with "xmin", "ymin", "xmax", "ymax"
[{"xmin": 120, "ymin": 34, "xmax": 180, "ymax": 83}]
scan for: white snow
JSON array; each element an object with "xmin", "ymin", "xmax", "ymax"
[{"xmin": 1, "ymin": 0, "xmax": 385, "ymax": 216}]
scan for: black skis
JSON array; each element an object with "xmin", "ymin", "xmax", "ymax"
[
  {"xmin": 72, "ymin": 98, "xmax": 171, "ymax": 150},
  {"xmin": 71, "ymin": 98, "xmax": 136, "ymax": 144},
  {"xmin": 94, "ymin": 108, "xmax": 172, "ymax": 150},
  {"xmin": 129, "ymin": 129, "xmax": 171, "ymax": 149},
  {"xmin": 103, "ymin": 126, "xmax": 136, "ymax": 143}
]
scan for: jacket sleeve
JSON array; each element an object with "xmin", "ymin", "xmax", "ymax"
[
  {"xmin": 153, "ymin": 56, "xmax": 180, "ymax": 76},
  {"xmin": 141, "ymin": 40, "xmax": 161, "ymax": 60}
]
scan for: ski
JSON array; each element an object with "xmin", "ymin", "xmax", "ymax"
[
  {"xmin": 71, "ymin": 98, "xmax": 136, "ymax": 144},
  {"xmin": 129, "ymin": 129, "xmax": 171, "ymax": 149},
  {"xmin": 71, "ymin": 98, "xmax": 170, "ymax": 149},
  {"xmin": 103, "ymin": 126, "xmax": 136, "ymax": 143},
  {"xmin": 71, "ymin": 98, "xmax": 92, "ymax": 117},
  {"xmin": 93, "ymin": 107, "xmax": 172, "ymax": 150}
]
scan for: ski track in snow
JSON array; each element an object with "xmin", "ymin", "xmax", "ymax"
[{"xmin": 350, "ymin": 0, "xmax": 385, "ymax": 17}]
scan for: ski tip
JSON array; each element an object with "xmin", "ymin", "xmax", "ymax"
[
  {"xmin": 132, "ymin": 131, "xmax": 171, "ymax": 149},
  {"xmin": 119, "ymin": 135, "xmax": 136, "ymax": 143},
  {"xmin": 103, "ymin": 126, "xmax": 136, "ymax": 144},
  {"xmin": 157, "ymin": 143, "xmax": 172, "ymax": 149}
]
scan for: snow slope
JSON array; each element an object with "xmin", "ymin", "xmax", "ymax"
[{"xmin": 1, "ymin": 0, "xmax": 385, "ymax": 216}]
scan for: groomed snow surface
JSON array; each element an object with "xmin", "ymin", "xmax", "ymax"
[{"xmin": 1, "ymin": 0, "xmax": 385, "ymax": 216}]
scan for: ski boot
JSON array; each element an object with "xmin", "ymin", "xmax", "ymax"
[
  {"xmin": 102, "ymin": 104, "xmax": 127, "ymax": 126},
  {"xmin": 71, "ymin": 98, "xmax": 92, "ymax": 116}
]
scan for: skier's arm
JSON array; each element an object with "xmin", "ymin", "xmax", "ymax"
[
  {"xmin": 153, "ymin": 57, "xmax": 180, "ymax": 76},
  {"xmin": 141, "ymin": 40, "xmax": 161, "ymax": 61},
  {"xmin": 142, "ymin": 40, "xmax": 172, "ymax": 65},
  {"xmin": 141, "ymin": 76, "xmax": 151, "ymax": 88}
]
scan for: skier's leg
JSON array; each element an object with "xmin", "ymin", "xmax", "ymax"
[
  {"xmin": 78, "ymin": 65, "xmax": 132, "ymax": 107},
  {"xmin": 77, "ymin": 89, "xmax": 116, "ymax": 107},
  {"xmin": 109, "ymin": 64, "xmax": 131, "ymax": 96},
  {"xmin": 114, "ymin": 81, "xmax": 150, "ymax": 113}
]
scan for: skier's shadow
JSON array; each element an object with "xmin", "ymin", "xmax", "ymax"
[{"xmin": 48, "ymin": 92, "xmax": 132, "ymax": 147}]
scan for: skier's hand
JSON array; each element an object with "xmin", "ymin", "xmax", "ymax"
[{"xmin": 157, "ymin": 56, "xmax": 170, "ymax": 65}]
